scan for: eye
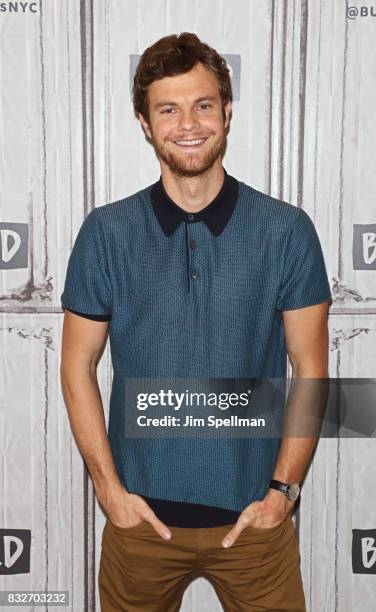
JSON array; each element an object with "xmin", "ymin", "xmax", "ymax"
[
  {"xmin": 161, "ymin": 108, "xmax": 176, "ymax": 114},
  {"xmin": 198, "ymin": 103, "xmax": 212, "ymax": 110}
]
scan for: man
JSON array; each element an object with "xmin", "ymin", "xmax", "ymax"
[{"xmin": 60, "ymin": 32, "xmax": 332, "ymax": 611}]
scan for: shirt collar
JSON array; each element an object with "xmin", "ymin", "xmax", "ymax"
[{"xmin": 150, "ymin": 168, "xmax": 239, "ymax": 237}]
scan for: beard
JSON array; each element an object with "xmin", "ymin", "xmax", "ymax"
[{"xmin": 149, "ymin": 129, "xmax": 227, "ymax": 178}]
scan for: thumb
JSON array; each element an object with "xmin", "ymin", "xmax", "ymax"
[{"xmin": 146, "ymin": 513, "xmax": 172, "ymax": 541}]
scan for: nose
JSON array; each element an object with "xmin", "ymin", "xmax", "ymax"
[{"xmin": 177, "ymin": 107, "xmax": 200, "ymax": 132}]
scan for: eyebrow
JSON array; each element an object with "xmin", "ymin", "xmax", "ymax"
[{"xmin": 154, "ymin": 95, "xmax": 218, "ymax": 110}]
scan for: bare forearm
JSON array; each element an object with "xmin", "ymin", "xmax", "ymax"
[
  {"xmin": 60, "ymin": 367, "xmax": 124, "ymax": 496},
  {"xmin": 272, "ymin": 436, "xmax": 317, "ymax": 483},
  {"xmin": 272, "ymin": 366, "xmax": 328, "ymax": 484}
]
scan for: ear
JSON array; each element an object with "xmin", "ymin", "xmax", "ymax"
[
  {"xmin": 138, "ymin": 113, "xmax": 152, "ymax": 139},
  {"xmin": 224, "ymin": 100, "xmax": 232, "ymax": 129}
]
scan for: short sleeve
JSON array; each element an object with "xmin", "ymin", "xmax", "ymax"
[
  {"xmin": 61, "ymin": 208, "xmax": 112, "ymax": 316},
  {"xmin": 276, "ymin": 208, "xmax": 332, "ymax": 311}
]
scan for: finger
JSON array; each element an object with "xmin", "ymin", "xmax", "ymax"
[
  {"xmin": 135, "ymin": 498, "xmax": 172, "ymax": 540},
  {"xmin": 221, "ymin": 512, "xmax": 259, "ymax": 548},
  {"xmin": 222, "ymin": 520, "xmax": 246, "ymax": 548},
  {"xmin": 145, "ymin": 514, "xmax": 172, "ymax": 540}
]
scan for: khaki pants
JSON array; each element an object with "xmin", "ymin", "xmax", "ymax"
[{"xmin": 98, "ymin": 513, "xmax": 306, "ymax": 611}]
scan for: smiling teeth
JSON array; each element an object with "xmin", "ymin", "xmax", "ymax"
[{"xmin": 175, "ymin": 138, "xmax": 206, "ymax": 146}]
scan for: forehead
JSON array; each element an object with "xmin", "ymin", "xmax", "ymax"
[{"xmin": 148, "ymin": 62, "xmax": 221, "ymax": 104}]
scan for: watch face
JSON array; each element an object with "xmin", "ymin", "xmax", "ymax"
[{"xmin": 287, "ymin": 483, "xmax": 300, "ymax": 502}]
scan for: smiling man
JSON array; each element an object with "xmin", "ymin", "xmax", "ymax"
[
  {"xmin": 140, "ymin": 62, "xmax": 229, "ymax": 179},
  {"xmin": 60, "ymin": 33, "xmax": 332, "ymax": 611}
]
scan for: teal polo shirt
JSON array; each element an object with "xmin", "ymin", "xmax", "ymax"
[{"xmin": 61, "ymin": 168, "xmax": 332, "ymax": 519}]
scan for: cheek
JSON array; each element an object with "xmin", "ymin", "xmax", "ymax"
[
  {"xmin": 204, "ymin": 116, "xmax": 225, "ymax": 133},
  {"xmin": 154, "ymin": 122, "xmax": 177, "ymax": 142}
]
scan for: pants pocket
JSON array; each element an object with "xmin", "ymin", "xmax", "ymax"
[{"xmin": 106, "ymin": 517, "xmax": 147, "ymax": 535}]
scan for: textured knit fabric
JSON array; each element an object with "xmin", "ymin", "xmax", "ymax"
[{"xmin": 61, "ymin": 173, "xmax": 332, "ymax": 512}]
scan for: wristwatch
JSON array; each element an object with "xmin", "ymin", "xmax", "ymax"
[{"xmin": 268, "ymin": 479, "xmax": 300, "ymax": 502}]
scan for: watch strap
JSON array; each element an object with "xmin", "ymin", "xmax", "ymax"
[{"xmin": 268, "ymin": 479, "xmax": 289, "ymax": 495}]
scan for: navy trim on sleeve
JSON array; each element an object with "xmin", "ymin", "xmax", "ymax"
[{"xmin": 63, "ymin": 307, "xmax": 111, "ymax": 321}]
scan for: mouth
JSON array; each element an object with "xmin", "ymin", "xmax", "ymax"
[{"xmin": 173, "ymin": 137, "xmax": 208, "ymax": 150}]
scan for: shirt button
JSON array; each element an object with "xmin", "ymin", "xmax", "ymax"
[
  {"xmin": 187, "ymin": 213, "xmax": 194, "ymax": 221},
  {"xmin": 190, "ymin": 240, "xmax": 198, "ymax": 250},
  {"xmin": 191, "ymin": 270, "xmax": 199, "ymax": 279}
]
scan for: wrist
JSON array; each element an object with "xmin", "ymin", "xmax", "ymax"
[
  {"xmin": 268, "ymin": 478, "xmax": 300, "ymax": 503},
  {"xmin": 94, "ymin": 478, "xmax": 128, "ymax": 503},
  {"xmin": 264, "ymin": 488, "xmax": 295, "ymax": 513}
]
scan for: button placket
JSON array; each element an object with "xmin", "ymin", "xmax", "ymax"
[
  {"xmin": 184, "ymin": 222, "xmax": 192, "ymax": 294},
  {"xmin": 184, "ymin": 223, "xmax": 200, "ymax": 293},
  {"xmin": 190, "ymin": 227, "xmax": 199, "ymax": 284}
]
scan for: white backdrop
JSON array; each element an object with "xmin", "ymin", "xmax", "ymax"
[{"xmin": 1, "ymin": 1, "xmax": 376, "ymax": 610}]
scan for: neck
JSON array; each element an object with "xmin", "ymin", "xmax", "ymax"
[{"xmin": 160, "ymin": 160, "xmax": 225, "ymax": 213}]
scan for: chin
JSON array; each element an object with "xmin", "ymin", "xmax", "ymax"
[
  {"xmin": 170, "ymin": 160, "xmax": 217, "ymax": 178},
  {"xmin": 155, "ymin": 138, "xmax": 225, "ymax": 177}
]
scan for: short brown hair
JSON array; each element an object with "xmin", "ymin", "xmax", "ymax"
[{"xmin": 133, "ymin": 32, "xmax": 232, "ymax": 123}]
